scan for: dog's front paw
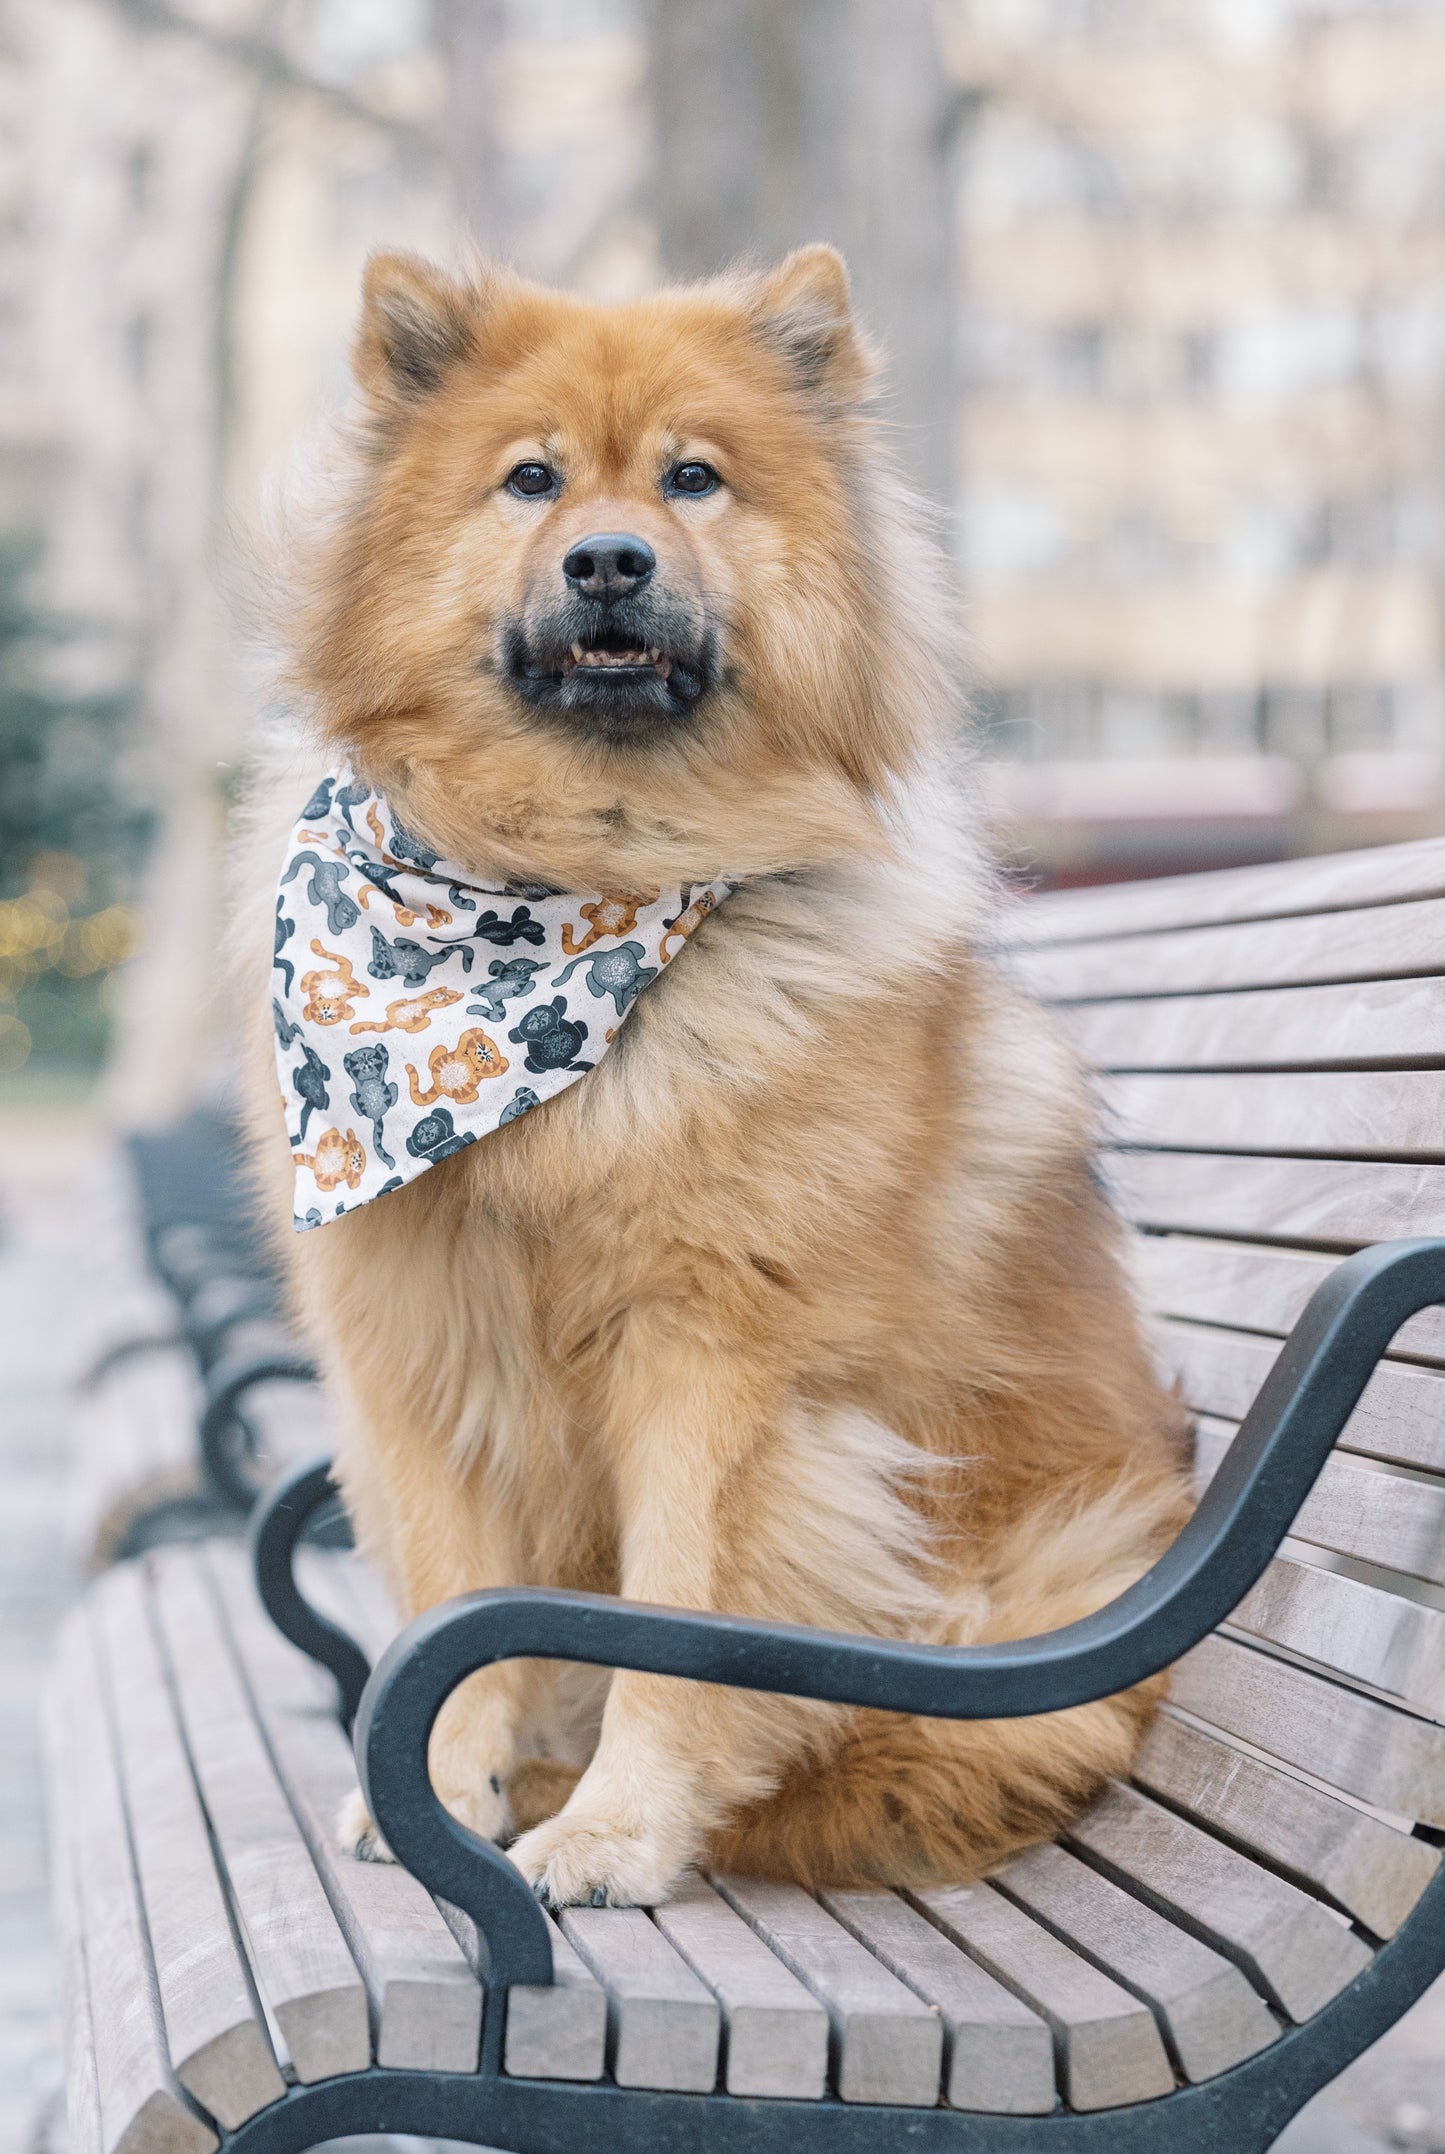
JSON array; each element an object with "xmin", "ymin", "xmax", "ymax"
[
  {"xmin": 509, "ymin": 1809, "xmax": 680, "ymax": 1908},
  {"xmin": 339, "ymin": 1767, "xmax": 513, "ymax": 1864},
  {"xmin": 437, "ymin": 1766, "xmax": 512, "ymax": 1845},
  {"xmin": 336, "ymin": 1786, "xmax": 395, "ymax": 1864}
]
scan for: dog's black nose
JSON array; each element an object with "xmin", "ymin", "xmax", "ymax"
[{"xmin": 562, "ymin": 533, "xmax": 656, "ymax": 602}]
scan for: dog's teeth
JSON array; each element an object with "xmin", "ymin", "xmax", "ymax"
[{"xmin": 571, "ymin": 642, "xmax": 584, "ymax": 662}]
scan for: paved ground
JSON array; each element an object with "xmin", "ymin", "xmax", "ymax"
[
  {"xmin": 0, "ymin": 1115, "xmax": 124, "ymax": 2154},
  {"xmin": 3, "ymin": 1109, "xmax": 1445, "ymax": 2153}
]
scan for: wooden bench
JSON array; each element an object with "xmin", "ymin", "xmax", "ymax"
[
  {"xmin": 48, "ymin": 833, "xmax": 1445, "ymax": 2153},
  {"xmin": 73, "ymin": 1115, "xmax": 322, "ymax": 1564}
]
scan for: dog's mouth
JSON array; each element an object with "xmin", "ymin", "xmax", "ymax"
[
  {"xmin": 560, "ymin": 627, "xmax": 674, "ymax": 683},
  {"xmin": 504, "ymin": 614, "xmax": 716, "ymax": 736}
]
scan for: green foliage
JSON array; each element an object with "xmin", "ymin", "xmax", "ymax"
[{"xmin": 0, "ymin": 537, "xmax": 151, "ymax": 1077}]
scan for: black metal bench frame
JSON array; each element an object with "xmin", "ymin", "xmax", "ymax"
[
  {"xmin": 90, "ymin": 1115, "xmax": 321, "ymax": 1550},
  {"xmin": 239, "ymin": 1237, "xmax": 1445, "ymax": 2154}
]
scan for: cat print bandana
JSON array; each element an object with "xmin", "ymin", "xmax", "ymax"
[{"xmin": 273, "ymin": 764, "xmax": 731, "ymax": 1229}]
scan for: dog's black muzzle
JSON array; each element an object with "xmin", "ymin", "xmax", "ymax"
[{"xmin": 503, "ymin": 592, "xmax": 718, "ymax": 740}]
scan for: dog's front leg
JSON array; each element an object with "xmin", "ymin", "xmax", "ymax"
[
  {"xmin": 337, "ymin": 1445, "xmax": 529, "ymax": 1858},
  {"xmin": 508, "ymin": 1331, "xmax": 847, "ymax": 1908}
]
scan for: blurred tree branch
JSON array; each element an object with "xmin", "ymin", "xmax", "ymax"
[{"xmin": 107, "ymin": 0, "xmax": 438, "ymax": 155}]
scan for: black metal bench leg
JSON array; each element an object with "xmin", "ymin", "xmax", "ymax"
[{"xmin": 249, "ymin": 1455, "xmax": 370, "ymax": 1729}]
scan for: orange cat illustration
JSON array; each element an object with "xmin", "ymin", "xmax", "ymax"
[
  {"xmin": 407, "ymin": 1027, "xmax": 509, "ymax": 1106},
  {"xmin": 349, "ymin": 987, "xmax": 462, "ymax": 1035},
  {"xmin": 659, "ymin": 889, "xmax": 719, "ymax": 963},
  {"xmin": 355, "ymin": 883, "xmax": 453, "ymax": 929},
  {"xmin": 560, "ymin": 893, "xmax": 655, "ymax": 955},
  {"xmin": 299, "ymin": 941, "xmax": 369, "ymax": 1024},
  {"xmin": 292, "ymin": 1126, "xmax": 366, "ymax": 1191}
]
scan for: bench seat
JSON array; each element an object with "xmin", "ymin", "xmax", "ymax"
[
  {"xmin": 49, "ymin": 830, "xmax": 1445, "ymax": 2153},
  {"xmin": 48, "ymin": 1518, "xmax": 1445, "ymax": 2151}
]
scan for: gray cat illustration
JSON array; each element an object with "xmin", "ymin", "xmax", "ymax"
[
  {"xmin": 499, "ymin": 1087, "xmax": 542, "ymax": 1125},
  {"xmin": 553, "ymin": 941, "xmax": 657, "ymax": 1016},
  {"xmin": 508, "ymin": 999, "xmax": 591, "ymax": 1073},
  {"xmin": 299, "ymin": 775, "xmax": 335, "ymax": 823},
  {"xmin": 274, "ymin": 901, "xmax": 296, "ymax": 994},
  {"xmin": 343, "ymin": 1043, "xmax": 398, "ymax": 1168},
  {"xmin": 280, "ymin": 850, "xmax": 359, "ymax": 935},
  {"xmin": 467, "ymin": 956, "xmax": 547, "ymax": 1022},
  {"xmin": 291, "ymin": 1044, "xmax": 331, "ymax": 1141},
  {"xmin": 367, "ymin": 925, "xmax": 473, "ymax": 985}
]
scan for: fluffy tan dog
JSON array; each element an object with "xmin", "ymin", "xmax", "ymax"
[{"xmin": 239, "ymin": 244, "xmax": 1190, "ymax": 1908}]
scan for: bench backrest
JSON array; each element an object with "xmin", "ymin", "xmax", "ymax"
[{"xmin": 1001, "ymin": 836, "xmax": 1445, "ymax": 1888}]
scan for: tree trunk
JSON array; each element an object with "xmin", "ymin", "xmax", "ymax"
[
  {"xmin": 435, "ymin": 0, "xmax": 514, "ymax": 260},
  {"xmin": 646, "ymin": 0, "xmax": 958, "ymax": 505}
]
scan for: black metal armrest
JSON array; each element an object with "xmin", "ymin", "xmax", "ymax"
[
  {"xmin": 200, "ymin": 1344, "xmax": 320, "ymax": 1508},
  {"xmin": 349, "ymin": 1236, "xmax": 1445, "ymax": 1989},
  {"xmin": 250, "ymin": 1455, "xmax": 370, "ymax": 1727}
]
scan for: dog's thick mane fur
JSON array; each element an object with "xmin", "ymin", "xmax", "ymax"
[{"xmin": 235, "ymin": 246, "xmax": 1189, "ymax": 1905}]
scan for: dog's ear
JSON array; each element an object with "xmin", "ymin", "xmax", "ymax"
[
  {"xmin": 747, "ymin": 245, "xmax": 869, "ymax": 400},
  {"xmin": 354, "ymin": 252, "xmax": 478, "ymax": 410}
]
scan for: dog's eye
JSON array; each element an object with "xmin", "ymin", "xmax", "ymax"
[
  {"xmin": 507, "ymin": 462, "xmax": 557, "ymax": 498},
  {"xmin": 666, "ymin": 460, "xmax": 720, "ymax": 497}
]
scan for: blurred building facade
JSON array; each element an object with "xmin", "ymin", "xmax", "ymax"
[
  {"xmin": 1, "ymin": 0, "xmax": 1444, "ymax": 1100},
  {"xmin": 943, "ymin": 0, "xmax": 1445, "ymax": 882}
]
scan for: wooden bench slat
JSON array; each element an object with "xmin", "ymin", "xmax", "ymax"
[
  {"xmin": 1067, "ymin": 1784, "xmax": 1370, "ymax": 2021},
  {"xmin": 1156, "ymin": 1318, "xmax": 1445, "ymax": 1475},
  {"xmin": 1067, "ymin": 976, "xmax": 1445, "ymax": 1076},
  {"xmin": 1193, "ymin": 1415, "xmax": 1445, "ymax": 1586},
  {"xmin": 1231, "ymin": 1550, "xmax": 1445, "ymax": 1722},
  {"xmin": 1170, "ymin": 1632, "xmax": 1445, "ymax": 1824},
  {"xmin": 502, "ymin": 1916, "xmax": 610, "ymax": 2086},
  {"xmin": 47, "ymin": 1640, "xmax": 114, "ymax": 2154},
  {"xmin": 910, "ymin": 1879, "xmax": 1171, "ymax": 2113},
  {"xmin": 558, "ymin": 1906, "xmax": 720, "ymax": 2094},
  {"xmin": 1111, "ymin": 1150, "xmax": 1445, "ymax": 1247},
  {"xmin": 1106, "ymin": 1069, "xmax": 1445, "ymax": 1166},
  {"xmin": 92, "ymin": 1567, "xmax": 285, "ymax": 2127},
  {"xmin": 148, "ymin": 1550, "xmax": 372, "ymax": 2083},
  {"xmin": 713, "ymin": 1874, "xmax": 943, "ymax": 2108},
  {"xmin": 1004, "ymin": 836, "xmax": 1445, "ymax": 948},
  {"xmin": 651, "ymin": 1874, "xmax": 829, "ymax": 2100},
  {"xmin": 991, "ymin": 1842, "xmax": 1277, "ymax": 2083},
  {"xmin": 49, "ymin": 1610, "xmax": 218, "ymax": 2154},
  {"xmin": 820, "ymin": 1887, "xmax": 1055, "ymax": 2115},
  {"xmin": 1014, "ymin": 893, "xmax": 1445, "ymax": 1003},
  {"xmin": 204, "ymin": 1545, "xmax": 485, "ymax": 2076},
  {"xmin": 51, "ymin": 1812, "xmax": 104, "ymax": 2154},
  {"xmin": 1132, "ymin": 1234, "xmax": 1445, "ymax": 1367},
  {"xmin": 1134, "ymin": 1711, "xmax": 1439, "ymax": 1939}
]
